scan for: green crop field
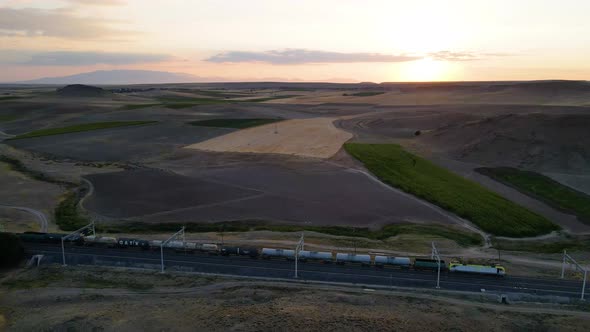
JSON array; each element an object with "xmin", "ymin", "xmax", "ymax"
[
  {"xmin": 0, "ymin": 114, "xmax": 19, "ymax": 122},
  {"xmin": 477, "ymin": 167, "xmax": 590, "ymax": 224},
  {"xmin": 122, "ymin": 95, "xmax": 297, "ymax": 110},
  {"xmin": 244, "ymin": 95, "xmax": 298, "ymax": 102},
  {"xmin": 188, "ymin": 118, "xmax": 281, "ymax": 129},
  {"xmin": 121, "ymin": 103, "xmax": 161, "ymax": 110},
  {"xmin": 8, "ymin": 121, "xmax": 157, "ymax": 140},
  {"xmin": 0, "ymin": 96, "xmax": 22, "ymax": 101},
  {"xmin": 492, "ymin": 236, "xmax": 590, "ymax": 253},
  {"xmin": 344, "ymin": 143, "xmax": 559, "ymax": 237},
  {"xmin": 349, "ymin": 91, "xmax": 385, "ymax": 97}
]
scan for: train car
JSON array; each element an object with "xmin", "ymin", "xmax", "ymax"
[
  {"xmin": 83, "ymin": 235, "xmax": 117, "ymax": 247},
  {"xmin": 117, "ymin": 238, "xmax": 150, "ymax": 250},
  {"xmin": 373, "ymin": 256, "xmax": 411, "ymax": 268},
  {"xmin": 449, "ymin": 263, "xmax": 506, "ymax": 276},
  {"xmin": 146, "ymin": 240, "xmax": 196, "ymax": 252},
  {"xmin": 298, "ymin": 250, "xmax": 332, "ymax": 263},
  {"xmin": 239, "ymin": 247, "xmax": 259, "ymax": 258},
  {"xmin": 414, "ymin": 258, "xmax": 447, "ymax": 271},
  {"xmin": 184, "ymin": 242, "xmax": 198, "ymax": 252},
  {"xmin": 335, "ymin": 253, "xmax": 371, "ymax": 266},
  {"xmin": 19, "ymin": 232, "xmax": 55, "ymax": 243},
  {"xmin": 197, "ymin": 243, "xmax": 219, "ymax": 253},
  {"xmin": 261, "ymin": 248, "xmax": 295, "ymax": 260},
  {"xmin": 220, "ymin": 246, "xmax": 259, "ymax": 257},
  {"xmin": 165, "ymin": 240, "xmax": 186, "ymax": 250},
  {"xmin": 19, "ymin": 232, "xmax": 82, "ymax": 244},
  {"xmin": 149, "ymin": 240, "xmax": 162, "ymax": 248}
]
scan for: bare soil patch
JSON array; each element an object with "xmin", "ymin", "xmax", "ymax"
[
  {"xmin": 83, "ymin": 150, "xmax": 459, "ymax": 227},
  {"xmin": 84, "ymin": 169, "xmax": 261, "ymax": 218}
]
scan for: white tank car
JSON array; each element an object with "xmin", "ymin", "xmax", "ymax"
[
  {"xmin": 197, "ymin": 243, "xmax": 219, "ymax": 252},
  {"xmin": 84, "ymin": 235, "xmax": 117, "ymax": 246},
  {"xmin": 165, "ymin": 240, "xmax": 185, "ymax": 249},
  {"xmin": 184, "ymin": 242, "xmax": 197, "ymax": 250},
  {"xmin": 150, "ymin": 240, "xmax": 162, "ymax": 247},
  {"xmin": 449, "ymin": 263, "xmax": 506, "ymax": 276},
  {"xmin": 373, "ymin": 256, "xmax": 411, "ymax": 267},
  {"xmin": 261, "ymin": 248, "xmax": 295, "ymax": 259},
  {"xmin": 298, "ymin": 250, "xmax": 332, "ymax": 261},
  {"xmin": 335, "ymin": 253, "xmax": 371, "ymax": 264}
]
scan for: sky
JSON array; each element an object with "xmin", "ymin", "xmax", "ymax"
[{"xmin": 1, "ymin": 0, "xmax": 589, "ymax": 82}]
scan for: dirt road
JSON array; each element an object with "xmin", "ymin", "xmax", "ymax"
[{"xmin": 0, "ymin": 204, "xmax": 48, "ymax": 232}]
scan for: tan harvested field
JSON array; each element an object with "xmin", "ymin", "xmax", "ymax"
[
  {"xmin": 2, "ymin": 266, "xmax": 590, "ymax": 331},
  {"xmin": 186, "ymin": 117, "xmax": 353, "ymax": 159}
]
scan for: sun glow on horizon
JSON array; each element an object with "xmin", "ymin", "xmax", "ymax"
[{"xmin": 398, "ymin": 58, "xmax": 453, "ymax": 82}]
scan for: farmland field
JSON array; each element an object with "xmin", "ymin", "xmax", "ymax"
[
  {"xmin": 188, "ymin": 118, "xmax": 281, "ymax": 129},
  {"xmin": 477, "ymin": 167, "xmax": 590, "ymax": 224},
  {"xmin": 121, "ymin": 103, "xmax": 161, "ymax": 110},
  {"xmin": 0, "ymin": 115, "xmax": 19, "ymax": 122},
  {"xmin": 6, "ymin": 122, "xmax": 233, "ymax": 161},
  {"xmin": 9, "ymin": 121, "xmax": 158, "ymax": 140},
  {"xmin": 83, "ymin": 152, "xmax": 459, "ymax": 227},
  {"xmin": 344, "ymin": 143, "xmax": 559, "ymax": 237},
  {"xmin": 349, "ymin": 92, "xmax": 385, "ymax": 97}
]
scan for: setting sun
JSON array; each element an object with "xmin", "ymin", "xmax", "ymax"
[{"xmin": 399, "ymin": 58, "xmax": 451, "ymax": 81}]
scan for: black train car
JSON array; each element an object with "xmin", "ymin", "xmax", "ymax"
[
  {"xmin": 220, "ymin": 246, "xmax": 259, "ymax": 258},
  {"xmin": 19, "ymin": 232, "xmax": 82, "ymax": 244}
]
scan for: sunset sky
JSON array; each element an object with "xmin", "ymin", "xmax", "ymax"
[{"xmin": 1, "ymin": 0, "xmax": 589, "ymax": 82}]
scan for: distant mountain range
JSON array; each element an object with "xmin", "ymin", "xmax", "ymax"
[
  {"xmin": 17, "ymin": 70, "xmax": 223, "ymax": 85},
  {"xmin": 12, "ymin": 70, "xmax": 360, "ymax": 85}
]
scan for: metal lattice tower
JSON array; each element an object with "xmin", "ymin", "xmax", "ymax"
[
  {"xmin": 61, "ymin": 222, "xmax": 95, "ymax": 266},
  {"xmin": 161, "ymin": 227, "xmax": 185, "ymax": 273},
  {"xmin": 294, "ymin": 232, "xmax": 305, "ymax": 278},
  {"xmin": 431, "ymin": 242, "xmax": 442, "ymax": 289},
  {"xmin": 560, "ymin": 250, "xmax": 588, "ymax": 300}
]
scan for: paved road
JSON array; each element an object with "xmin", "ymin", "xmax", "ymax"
[
  {"xmin": 0, "ymin": 205, "xmax": 48, "ymax": 232},
  {"xmin": 24, "ymin": 243, "xmax": 589, "ymax": 299}
]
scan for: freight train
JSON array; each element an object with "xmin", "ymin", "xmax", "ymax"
[{"xmin": 17, "ymin": 232, "xmax": 506, "ymax": 276}]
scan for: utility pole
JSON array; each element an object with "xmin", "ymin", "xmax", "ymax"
[
  {"xmin": 560, "ymin": 250, "xmax": 588, "ymax": 300},
  {"xmin": 161, "ymin": 227, "xmax": 185, "ymax": 273},
  {"xmin": 431, "ymin": 242, "xmax": 442, "ymax": 289},
  {"xmin": 61, "ymin": 222, "xmax": 95, "ymax": 266},
  {"xmin": 353, "ymin": 228, "xmax": 357, "ymax": 254},
  {"xmin": 294, "ymin": 233, "xmax": 305, "ymax": 278}
]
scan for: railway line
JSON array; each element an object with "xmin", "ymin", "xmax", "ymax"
[{"xmin": 24, "ymin": 243, "xmax": 589, "ymax": 299}]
